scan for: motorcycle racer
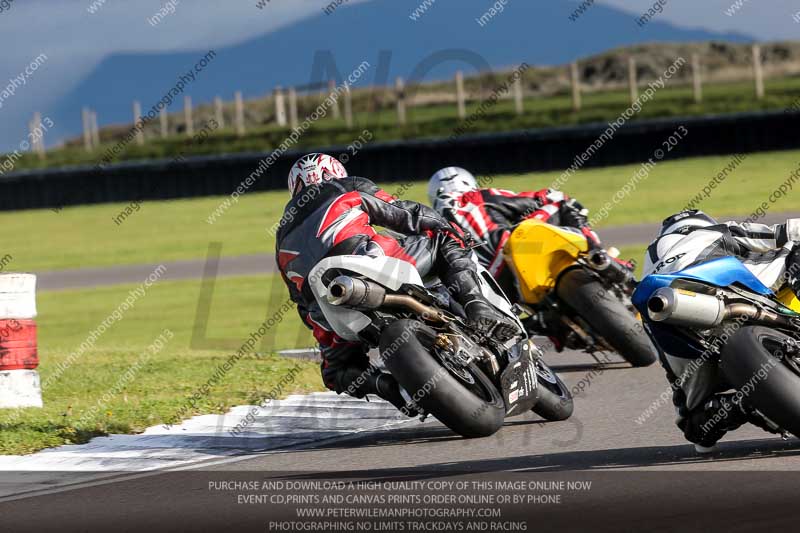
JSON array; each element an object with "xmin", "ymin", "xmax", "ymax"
[
  {"xmin": 643, "ymin": 209, "xmax": 800, "ymax": 452},
  {"xmin": 427, "ymin": 166, "xmax": 605, "ymax": 293},
  {"xmin": 276, "ymin": 154, "xmax": 520, "ymax": 416}
]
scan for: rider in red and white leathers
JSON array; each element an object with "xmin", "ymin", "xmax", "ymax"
[{"xmin": 427, "ymin": 167, "xmax": 601, "ymax": 295}]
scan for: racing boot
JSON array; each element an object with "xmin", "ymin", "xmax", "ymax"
[
  {"xmin": 790, "ymin": 272, "xmax": 800, "ymax": 301},
  {"xmin": 678, "ymin": 393, "xmax": 749, "ymax": 453},
  {"xmin": 447, "ymin": 270, "xmax": 521, "ymax": 342},
  {"xmin": 358, "ymin": 368, "xmax": 420, "ymax": 417},
  {"xmin": 791, "ymin": 279, "xmax": 800, "ymax": 301},
  {"xmin": 787, "ymin": 248, "xmax": 800, "ymax": 299}
]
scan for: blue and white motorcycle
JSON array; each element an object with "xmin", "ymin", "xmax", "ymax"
[{"xmin": 633, "ymin": 256, "xmax": 800, "ymax": 439}]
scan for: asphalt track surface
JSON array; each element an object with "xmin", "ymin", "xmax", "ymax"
[
  {"xmin": 11, "ymin": 211, "xmax": 800, "ymax": 531},
  {"xmin": 37, "ymin": 211, "xmax": 800, "ymax": 291},
  {"xmin": 3, "ymin": 349, "xmax": 800, "ymax": 532}
]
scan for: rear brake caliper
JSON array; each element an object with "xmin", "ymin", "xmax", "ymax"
[
  {"xmin": 779, "ymin": 338, "xmax": 800, "ymax": 373},
  {"xmin": 783, "ymin": 338, "xmax": 800, "ymax": 354},
  {"xmin": 434, "ymin": 334, "xmax": 477, "ymax": 383}
]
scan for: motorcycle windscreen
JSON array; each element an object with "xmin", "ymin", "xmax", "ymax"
[{"xmin": 503, "ymin": 219, "xmax": 589, "ymax": 304}]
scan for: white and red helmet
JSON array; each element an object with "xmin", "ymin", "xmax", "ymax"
[
  {"xmin": 287, "ymin": 153, "xmax": 348, "ymax": 195},
  {"xmin": 427, "ymin": 167, "xmax": 478, "ymax": 207}
]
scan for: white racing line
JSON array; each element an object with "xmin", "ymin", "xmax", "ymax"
[{"xmin": 0, "ymin": 392, "xmax": 419, "ymax": 502}]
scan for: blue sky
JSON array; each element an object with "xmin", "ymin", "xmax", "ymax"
[{"xmin": 0, "ymin": 0, "xmax": 796, "ymax": 151}]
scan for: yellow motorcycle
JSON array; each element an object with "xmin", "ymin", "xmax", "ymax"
[{"xmin": 503, "ymin": 219, "xmax": 658, "ymax": 367}]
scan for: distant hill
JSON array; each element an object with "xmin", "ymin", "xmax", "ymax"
[
  {"xmin": 59, "ymin": 39, "xmax": 800, "ymax": 149},
  {"xmin": 47, "ymin": 0, "xmax": 752, "ymax": 145}
]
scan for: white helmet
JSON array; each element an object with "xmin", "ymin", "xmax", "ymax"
[
  {"xmin": 287, "ymin": 153, "xmax": 347, "ymax": 195},
  {"xmin": 427, "ymin": 167, "xmax": 478, "ymax": 206},
  {"xmin": 659, "ymin": 210, "xmax": 718, "ymax": 236}
]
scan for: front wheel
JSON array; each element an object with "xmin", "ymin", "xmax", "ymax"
[
  {"xmin": 380, "ymin": 319, "xmax": 506, "ymax": 438},
  {"xmin": 531, "ymin": 361, "xmax": 574, "ymax": 421},
  {"xmin": 720, "ymin": 325, "xmax": 800, "ymax": 439},
  {"xmin": 556, "ymin": 268, "xmax": 658, "ymax": 367}
]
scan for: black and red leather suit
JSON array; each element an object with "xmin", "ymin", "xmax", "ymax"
[{"xmin": 276, "ymin": 176, "xmax": 509, "ymax": 398}]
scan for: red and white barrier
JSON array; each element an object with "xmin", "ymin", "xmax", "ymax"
[{"xmin": 0, "ymin": 274, "xmax": 41, "ymax": 408}]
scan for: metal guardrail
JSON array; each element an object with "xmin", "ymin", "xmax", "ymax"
[{"xmin": 2, "ymin": 110, "xmax": 799, "ymax": 212}]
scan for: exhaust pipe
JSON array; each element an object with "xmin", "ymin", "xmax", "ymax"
[
  {"xmin": 326, "ymin": 276, "xmax": 447, "ymax": 323},
  {"xmin": 587, "ymin": 249, "xmax": 636, "ymax": 290},
  {"xmin": 587, "ymin": 249, "xmax": 612, "ymax": 271},
  {"xmin": 647, "ymin": 287, "xmax": 792, "ymax": 328},
  {"xmin": 647, "ymin": 287, "xmax": 725, "ymax": 327},
  {"xmin": 327, "ymin": 276, "xmax": 386, "ymax": 309}
]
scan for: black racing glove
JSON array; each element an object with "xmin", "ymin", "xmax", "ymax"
[{"xmin": 561, "ymin": 199, "xmax": 590, "ymax": 230}]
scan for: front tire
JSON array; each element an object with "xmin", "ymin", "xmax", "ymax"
[
  {"xmin": 380, "ymin": 319, "xmax": 505, "ymax": 438},
  {"xmin": 720, "ymin": 325, "xmax": 800, "ymax": 439},
  {"xmin": 556, "ymin": 268, "xmax": 658, "ymax": 367},
  {"xmin": 531, "ymin": 361, "xmax": 574, "ymax": 421}
]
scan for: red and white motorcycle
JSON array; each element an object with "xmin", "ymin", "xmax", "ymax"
[{"xmin": 308, "ymin": 254, "xmax": 573, "ymax": 438}]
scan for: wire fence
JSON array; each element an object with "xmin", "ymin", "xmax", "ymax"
[{"xmin": 18, "ymin": 42, "xmax": 800, "ymax": 164}]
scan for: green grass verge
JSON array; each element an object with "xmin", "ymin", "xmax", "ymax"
[
  {"xmin": 6, "ymin": 142, "xmax": 796, "ymax": 454},
  {"xmin": 0, "ymin": 246, "xmax": 653, "ymax": 456},
  {"xmin": 3, "ymin": 148, "xmax": 799, "ymax": 273},
  {"xmin": 0, "ymin": 274, "xmax": 320, "ymax": 455},
  {"xmin": 10, "ymin": 76, "xmax": 800, "ymax": 172}
]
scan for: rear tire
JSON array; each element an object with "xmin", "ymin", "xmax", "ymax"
[
  {"xmin": 531, "ymin": 361, "xmax": 574, "ymax": 421},
  {"xmin": 380, "ymin": 319, "xmax": 506, "ymax": 438},
  {"xmin": 720, "ymin": 325, "xmax": 800, "ymax": 439},
  {"xmin": 556, "ymin": 268, "xmax": 658, "ymax": 367}
]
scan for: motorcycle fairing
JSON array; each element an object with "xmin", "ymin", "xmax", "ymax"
[
  {"xmin": 500, "ymin": 347, "xmax": 539, "ymax": 417},
  {"xmin": 634, "ymin": 258, "xmax": 797, "ymax": 411},
  {"xmin": 308, "ymin": 255, "xmax": 424, "ymax": 341},
  {"xmin": 477, "ymin": 269, "xmax": 519, "ymax": 322},
  {"xmin": 777, "ymin": 287, "xmax": 800, "ymax": 313},
  {"xmin": 633, "ymin": 257, "xmax": 774, "ymax": 314},
  {"xmin": 308, "ymin": 255, "xmax": 522, "ymax": 342},
  {"xmin": 503, "ymin": 219, "xmax": 589, "ymax": 304}
]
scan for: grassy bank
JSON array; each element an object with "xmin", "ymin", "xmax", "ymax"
[
  {"xmin": 3, "ymin": 144, "xmax": 795, "ymax": 454},
  {"xmin": 10, "ymin": 76, "xmax": 800, "ymax": 172},
  {"xmin": 0, "ymin": 274, "xmax": 319, "ymax": 455},
  {"xmin": 2, "ymin": 148, "xmax": 798, "ymax": 272}
]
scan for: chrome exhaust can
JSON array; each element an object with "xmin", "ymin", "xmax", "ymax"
[
  {"xmin": 326, "ymin": 276, "xmax": 386, "ymax": 309},
  {"xmin": 647, "ymin": 287, "xmax": 725, "ymax": 328}
]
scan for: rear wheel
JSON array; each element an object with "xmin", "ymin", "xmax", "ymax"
[
  {"xmin": 531, "ymin": 361, "xmax": 574, "ymax": 421},
  {"xmin": 556, "ymin": 268, "xmax": 658, "ymax": 367},
  {"xmin": 380, "ymin": 319, "xmax": 505, "ymax": 438},
  {"xmin": 720, "ymin": 325, "xmax": 800, "ymax": 438}
]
